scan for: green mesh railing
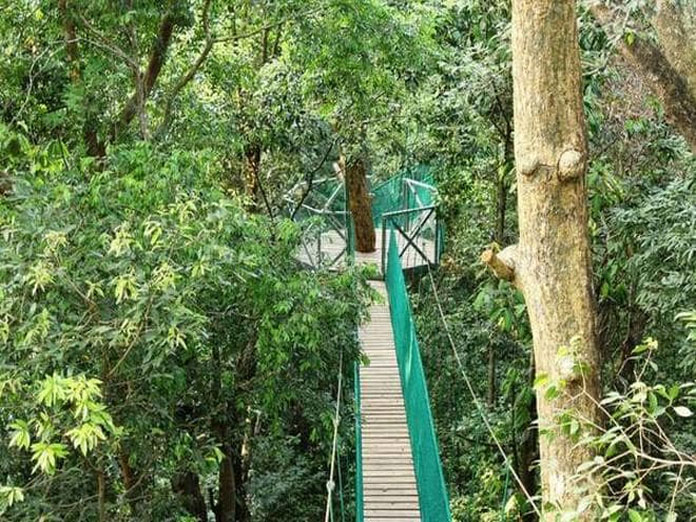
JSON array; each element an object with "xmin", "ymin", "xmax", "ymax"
[
  {"xmin": 371, "ymin": 165, "xmax": 436, "ymax": 225},
  {"xmin": 385, "ymin": 229, "xmax": 451, "ymax": 522},
  {"xmin": 290, "ymin": 176, "xmax": 355, "ymax": 269}
]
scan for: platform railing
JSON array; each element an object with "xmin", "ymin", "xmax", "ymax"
[
  {"xmin": 380, "ymin": 205, "xmax": 440, "ymax": 274},
  {"xmin": 296, "ymin": 208, "xmax": 354, "ymax": 270},
  {"xmin": 384, "ymin": 230, "xmax": 451, "ymax": 522}
]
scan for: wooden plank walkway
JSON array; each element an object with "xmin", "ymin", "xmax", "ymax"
[{"xmin": 358, "ymin": 281, "xmax": 421, "ymax": 521}]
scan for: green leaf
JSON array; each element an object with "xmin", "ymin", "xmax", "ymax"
[
  {"xmin": 627, "ymin": 509, "xmax": 642, "ymax": 522},
  {"xmin": 30, "ymin": 442, "xmax": 68, "ymax": 475},
  {"xmin": 0, "ymin": 486, "xmax": 25, "ymax": 507},
  {"xmin": 533, "ymin": 373, "xmax": 549, "ymax": 390},
  {"xmin": 545, "ymin": 384, "xmax": 560, "ymax": 401},
  {"xmin": 37, "ymin": 373, "xmax": 68, "ymax": 407},
  {"xmin": 673, "ymin": 405, "xmax": 693, "ymax": 417},
  {"xmin": 8, "ymin": 420, "xmax": 31, "ymax": 450}
]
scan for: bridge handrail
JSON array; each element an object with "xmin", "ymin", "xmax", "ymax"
[{"xmin": 384, "ymin": 230, "xmax": 451, "ymax": 522}]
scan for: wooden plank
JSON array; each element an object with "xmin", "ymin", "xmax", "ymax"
[{"xmin": 358, "ymin": 280, "xmax": 420, "ymax": 521}]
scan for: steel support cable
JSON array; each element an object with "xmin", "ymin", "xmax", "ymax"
[
  {"xmin": 324, "ymin": 350, "xmax": 344, "ymax": 522},
  {"xmin": 423, "ymin": 263, "xmax": 542, "ymax": 518}
]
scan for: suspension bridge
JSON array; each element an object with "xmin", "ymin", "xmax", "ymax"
[{"xmin": 288, "ymin": 167, "xmax": 451, "ymax": 522}]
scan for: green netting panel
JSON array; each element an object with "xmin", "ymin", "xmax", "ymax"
[
  {"xmin": 371, "ymin": 165, "xmax": 436, "ymax": 226},
  {"xmin": 292, "ymin": 176, "xmax": 355, "ymax": 268},
  {"xmin": 385, "ymin": 230, "xmax": 451, "ymax": 522},
  {"xmin": 354, "ymin": 362, "xmax": 364, "ymax": 522}
]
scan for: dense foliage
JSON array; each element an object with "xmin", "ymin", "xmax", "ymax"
[{"xmin": 1, "ymin": 0, "xmax": 695, "ymax": 521}]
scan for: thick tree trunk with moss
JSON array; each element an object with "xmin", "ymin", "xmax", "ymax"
[
  {"xmin": 482, "ymin": 1, "xmax": 601, "ymax": 517},
  {"xmin": 344, "ymin": 157, "xmax": 376, "ymax": 253}
]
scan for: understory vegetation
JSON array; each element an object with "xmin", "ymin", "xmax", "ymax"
[{"xmin": 1, "ymin": 0, "xmax": 695, "ymax": 521}]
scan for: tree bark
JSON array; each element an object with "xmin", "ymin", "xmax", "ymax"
[
  {"xmin": 483, "ymin": 1, "xmax": 601, "ymax": 518},
  {"xmin": 590, "ymin": 2, "xmax": 696, "ymax": 154},
  {"xmin": 487, "ymin": 341, "xmax": 496, "ymax": 407},
  {"xmin": 654, "ymin": 0, "xmax": 696, "ymax": 96},
  {"xmin": 96, "ymin": 468, "xmax": 107, "ymax": 522},
  {"xmin": 243, "ymin": 145, "xmax": 262, "ymax": 211},
  {"xmin": 172, "ymin": 471, "xmax": 207, "ymax": 522},
  {"xmin": 215, "ymin": 440, "xmax": 236, "ymax": 522},
  {"xmin": 344, "ymin": 157, "xmax": 376, "ymax": 253},
  {"xmin": 113, "ymin": 13, "xmax": 175, "ymax": 140}
]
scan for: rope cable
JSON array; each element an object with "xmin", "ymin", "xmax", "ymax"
[
  {"xmin": 423, "ymin": 262, "xmax": 542, "ymax": 518},
  {"xmin": 337, "ymin": 435, "xmax": 346, "ymax": 522},
  {"xmin": 324, "ymin": 350, "xmax": 344, "ymax": 522}
]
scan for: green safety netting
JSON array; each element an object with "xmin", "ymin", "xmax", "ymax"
[
  {"xmin": 291, "ymin": 176, "xmax": 354, "ymax": 268},
  {"xmin": 292, "ymin": 165, "xmax": 436, "ymax": 223},
  {"xmin": 371, "ymin": 165, "xmax": 436, "ymax": 226},
  {"xmin": 384, "ymin": 229, "xmax": 451, "ymax": 522}
]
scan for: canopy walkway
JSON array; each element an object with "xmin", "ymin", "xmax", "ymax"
[{"xmin": 289, "ymin": 168, "xmax": 451, "ymax": 522}]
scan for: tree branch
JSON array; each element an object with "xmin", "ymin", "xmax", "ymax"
[
  {"xmin": 481, "ymin": 244, "xmax": 518, "ymax": 284},
  {"xmin": 212, "ymin": 7, "xmax": 322, "ymax": 44},
  {"xmin": 113, "ymin": 12, "xmax": 176, "ymax": 140},
  {"xmin": 155, "ymin": 0, "xmax": 214, "ymax": 138},
  {"xmin": 291, "ymin": 137, "xmax": 340, "ymax": 220},
  {"xmin": 589, "ymin": 1, "xmax": 696, "ymax": 153}
]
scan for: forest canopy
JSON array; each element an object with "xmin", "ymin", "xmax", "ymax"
[{"xmin": 1, "ymin": 0, "xmax": 695, "ymax": 521}]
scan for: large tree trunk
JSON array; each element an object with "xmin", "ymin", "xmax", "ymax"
[
  {"xmin": 483, "ymin": 1, "xmax": 601, "ymax": 518},
  {"xmin": 590, "ymin": 1, "xmax": 696, "ymax": 154},
  {"xmin": 344, "ymin": 157, "xmax": 376, "ymax": 253}
]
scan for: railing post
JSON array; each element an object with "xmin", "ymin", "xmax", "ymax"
[
  {"xmin": 347, "ymin": 214, "xmax": 355, "ymax": 265},
  {"xmin": 317, "ymin": 226, "xmax": 322, "ymax": 266},
  {"xmin": 381, "ymin": 217, "xmax": 388, "ymax": 276}
]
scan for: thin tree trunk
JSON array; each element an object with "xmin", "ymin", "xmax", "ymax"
[
  {"xmin": 119, "ymin": 451, "xmax": 143, "ymax": 517},
  {"xmin": 518, "ymin": 352, "xmax": 539, "ymax": 522},
  {"xmin": 172, "ymin": 471, "xmax": 207, "ymax": 522},
  {"xmin": 488, "ymin": 138, "xmax": 513, "ymax": 407},
  {"xmin": 233, "ymin": 448, "xmax": 251, "ymax": 522},
  {"xmin": 243, "ymin": 145, "xmax": 261, "ymax": 209},
  {"xmin": 215, "ymin": 439, "xmax": 236, "ymax": 522},
  {"xmin": 113, "ymin": 13, "xmax": 175, "ymax": 140},
  {"xmin": 97, "ymin": 468, "xmax": 106, "ymax": 522},
  {"xmin": 344, "ymin": 157, "xmax": 376, "ymax": 253},
  {"xmin": 494, "ymin": 173, "xmax": 508, "ymax": 245},
  {"xmin": 487, "ymin": 342, "xmax": 496, "ymax": 407},
  {"xmin": 482, "ymin": 1, "xmax": 601, "ymax": 517}
]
